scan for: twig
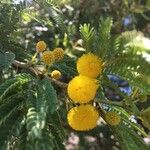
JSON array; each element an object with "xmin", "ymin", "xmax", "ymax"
[
  {"xmin": 131, "ymin": 87, "xmax": 139, "ymax": 99},
  {"xmin": 12, "ymin": 60, "xmax": 39, "ymax": 76},
  {"xmin": 50, "ymin": 77, "xmax": 67, "ymax": 89},
  {"xmin": 96, "ymin": 99, "xmax": 123, "ymax": 107},
  {"xmin": 12, "ymin": 60, "xmax": 68, "ymax": 89}
]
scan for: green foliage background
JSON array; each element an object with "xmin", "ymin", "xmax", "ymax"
[{"xmin": 0, "ymin": 0, "xmax": 150, "ymax": 149}]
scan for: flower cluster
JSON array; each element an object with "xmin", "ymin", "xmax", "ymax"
[
  {"xmin": 41, "ymin": 48, "xmax": 64, "ymax": 65},
  {"xmin": 67, "ymin": 53, "xmax": 103, "ymax": 131},
  {"xmin": 34, "ymin": 42, "xmax": 122, "ymax": 130},
  {"xmin": 35, "ymin": 41, "xmax": 64, "ymax": 65},
  {"xmin": 33, "ymin": 41, "xmax": 64, "ymax": 79},
  {"xmin": 67, "ymin": 53, "xmax": 102, "ymax": 104}
]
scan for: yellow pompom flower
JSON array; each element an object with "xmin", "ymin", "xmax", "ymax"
[
  {"xmin": 77, "ymin": 53, "xmax": 103, "ymax": 78},
  {"xmin": 105, "ymin": 112, "xmax": 121, "ymax": 126},
  {"xmin": 67, "ymin": 105, "xmax": 99, "ymax": 131},
  {"xmin": 36, "ymin": 41, "xmax": 47, "ymax": 52},
  {"xmin": 53, "ymin": 48, "xmax": 64, "ymax": 61},
  {"xmin": 41, "ymin": 51, "xmax": 54, "ymax": 65},
  {"xmin": 67, "ymin": 75, "xmax": 99, "ymax": 103},
  {"xmin": 51, "ymin": 70, "xmax": 61, "ymax": 79}
]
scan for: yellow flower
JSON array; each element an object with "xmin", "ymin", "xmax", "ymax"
[
  {"xmin": 67, "ymin": 75, "xmax": 99, "ymax": 103},
  {"xmin": 67, "ymin": 105, "xmax": 99, "ymax": 131},
  {"xmin": 41, "ymin": 51, "xmax": 54, "ymax": 65},
  {"xmin": 77, "ymin": 53, "xmax": 103, "ymax": 78},
  {"xmin": 53, "ymin": 48, "xmax": 64, "ymax": 61},
  {"xmin": 105, "ymin": 112, "xmax": 121, "ymax": 126},
  {"xmin": 36, "ymin": 41, "xmax": 47, "ymax": 52},
  {"xmin": 51, "ymin": 70, "xmax": 61, "ymax": 79}
]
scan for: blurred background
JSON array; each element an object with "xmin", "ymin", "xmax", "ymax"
[{"xmin": 11, "ymin": 0, "xmax": 150, "ymax": 52}]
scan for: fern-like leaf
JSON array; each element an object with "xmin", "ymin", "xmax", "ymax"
[
  {"xmin": 0, "ymin": 73, "xmax": 32, "ymax": 102},
  {"xmin": 0, "ymin": 96, "xmax": 24, "ymax": 126},
  {"xmin": 0, "ymin": 111, "xmax": 22, "ymax": 149},
  {"xmin": 38, "ymin": 78, "xmax": 58, "ymax": 114},
  {"xmin": 0, "ymin": 51, "xmax": 15, "ymax": 70},
  {"xmin": 115, "ymin": 125, "xmax": 149, "ymax": 150},
  {"xmin": 80, "ymin": 24, "xmax": 96, "ymax": 52},
  {"xmin": 97, "ymin": 17, "xmax": 113, "ymax": 57},
  {"xmin": 33, "ymin": 0, "xmax": 66, "ymax": 34}
]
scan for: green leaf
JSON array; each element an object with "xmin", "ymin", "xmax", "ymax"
[
  {"xmin": 108, "ymin": 105, "xmax": 147, "ymax": 137},
  {"xmin": 26, "ymin": 79, "xmax": 58, "ymax": 148},
  {"xmin": 50, "ymin": 125, "xmax": 65, "ymax": 150},
  {"xmin": 0, "ymin": 111, "xmax": 21, "ymax": 149},
  {"xmin": 34, "ymin": 130, "xmax": 55, "ymax": 150},
  {"xmin": 97, "ymin": 17, "xmax": 113, "ymax": 57},
  {"xmin": 0, "ymin": 78, "xmax": 18, "ymax": 98},
  {"xmin": 7, "ymin": 40, "xmax": 31, "ymax": 61},
  {"xmin": 0, "ymin": 81, "xmax": 20, "ymax": 101},
  {"xmin": 0, "ymin": 51, "xmax": 15, "ymax": 70},
  {"xmin": 26, "ymin": 107, "xmax": 42, "ymax": 141},
  {"xmin": 49, "ymin": 111, "xmax": 66, "ymax": 150},
  {"xmin": 80, "ymin": 24, "xmax": 96, "ymax": 52},
  {"xmin": 0, "ymin": 73, "xmax": 32, "ymax": 102},
  {"xmin": 0, "ymin": 96, "xmax": 24, "ymax": 126},
  {"xmin": 115, "ymin": 125, "xmax": 149, "ymax": 150},
  {"xmin": 120, "ymin": 30, "xmax": 150, "ymax": 53},
  {"xmin": 33, "ymin": 0, "xmax": 66, "ymax": 34},
  {"xmin": 38, "ymin": 78, "xmax": 58, "ymax": 114},
  {"xmin": 26, "ymin": 89, "xmax": 42, "ymax": 141},
  {"xmin": 18, "ymin": 125, "xmax": 33, "ymax": 150},
  {"xmin": 53, "ymin": 62, "xmax": 77, "ymax": 78},
  {"xmin": 36, "ymin": 81, "xmax": 49, "ymax": 129},
  {"xmin": 26, "ymin": 105, "xmax": 55, "ymax": 149},
  {"xmin": 49, "ymin": 111, "xmax": 66, "ymax": 139}
]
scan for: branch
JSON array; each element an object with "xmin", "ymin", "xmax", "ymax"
[
  {"xmin": 12, "ymin": 60, "xmax": 40, "ymax": 76},
  {"xmin": 12, "ymin": 60, "xmax": 67, "ymax": 89},
  {"xmin": 95, "ymin": 99, "xmax": 123, "ymax": 107},
  {"xmin": 49, "ymin": 77, "xmax": 67, "ymax": 89}
]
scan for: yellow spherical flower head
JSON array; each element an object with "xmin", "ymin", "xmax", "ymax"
[
  {"xmin": 51, "ymin": 70, "xmax": 61, "ymax": 79},
  {"xmin": 105, "ymin": 112, "xmax": 121, "ymax": 126},
  {"xmin": 41, "ymin": 51, "xmax": 54, "ymax": 65},
  {"xmin": 77, "ymin": 53, "xmax": 103, "ymax": 78},
  {"xmin": 67, "ymin": 105, "xmax": 99, "ymax": 131},
  {"xmin": 53, "ymin": 48, "xmax": 64, "ymax": 61},
  {"xmin": 67, "ymin": 75, "xmax": 99, "ymax": 103},
  {"xmin": 36, "ymin": 41, "xmax": 47, "ymax": 52}
]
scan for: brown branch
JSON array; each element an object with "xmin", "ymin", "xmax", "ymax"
[
  {"xmin": 12, "ymin": 60, "xmax": 68, "ymax": 89},
  {"xmin": 12, "ymin": 60, "xmax": 39, "ymax": 76},
  {"xmin": 50, "ymin": 78, "xmax": 68, "ymax": 89}
]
